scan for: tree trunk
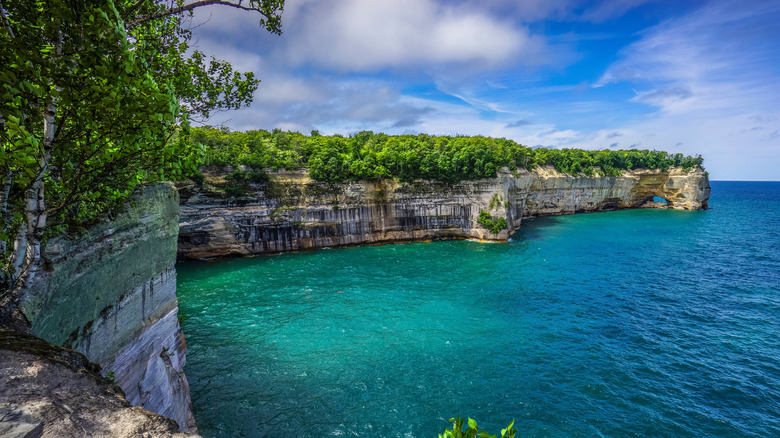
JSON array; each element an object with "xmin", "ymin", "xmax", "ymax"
[
  {"xmin": 7, "ymin": 25, "xmax": 60, "ymax": 300},
  {"xmin": 0, "ymin": 171, "xmax": 11, "ymax": 259},
  {"xmin": 9, "ymin": 96, "xmax": 54, "ymax": 296}
]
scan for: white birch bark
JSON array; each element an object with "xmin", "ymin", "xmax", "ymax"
[
  {"xmin": 9, "ymin": 28, "xmax": 60, "ymax": 296},
  {"xmin": 0, "ymin": 172, "xmax": 11, "ymax": 258}
]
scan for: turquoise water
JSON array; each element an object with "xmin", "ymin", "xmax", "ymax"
[{"xmin": 177, "ymin": 181, "xmax": 780, "ymax": 437}]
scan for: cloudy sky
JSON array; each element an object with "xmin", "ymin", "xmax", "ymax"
[{"xmin": 189, "ymin": 0, "xmax": 780, "ymax": 181}]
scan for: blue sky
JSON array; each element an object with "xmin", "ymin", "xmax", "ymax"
[{"xmin": 190, "ymin": 0, "xmax": 780, "ymax": 180}]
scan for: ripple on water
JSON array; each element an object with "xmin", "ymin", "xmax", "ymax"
[{"xmin": 178, "ymin": 182, "xmax": 780, "ymax": 438}]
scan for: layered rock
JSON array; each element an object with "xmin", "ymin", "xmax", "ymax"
[
  {"xmin": 178, "ymin": 166, "xmax": 710, "ymax": 259},
  {"xmin": 16, "ymin": 183, "xmax": 196, "ymax": 431},
  {"xmin": 0, "ymin": 328, "xmax": 197, "ymax": 438},
  {"xmin": 521, "ymin": 166, "xmax": 711, "ymax": 215}
]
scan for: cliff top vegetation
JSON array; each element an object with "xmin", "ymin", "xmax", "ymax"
[
  {"xmin": 192, "ymin": 127, "xmax": 705, "ymax": 183},
  {"xmin": 1, "ymin": 1, "xmax": 283, "ymax": 302}
]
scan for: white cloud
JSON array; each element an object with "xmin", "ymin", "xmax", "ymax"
[
  {"xmin": 204, "ymin": 77, "xmax": 435, "ymax": 134},
  {"xmin": 585, "ymin": 0, "xmax": 780, "ymax": 179},
  {"xmin": 630, "ymin": 84, "xmax": 694, "ymax": 108},
  {"xmin": 281, "ymin": 0, "xmax": 540, "ymax": 71},
  {"xmin": 253, "ymin": 76, "xmax": 328, "ymax": 104},
  {"xmin": 190, "ymin": 34, "xmax": 266, "ymax": 76},
  {"xmin": 595, "ymin": 0, "xmax": 780, "ymax": 93},
  {"xmin": 187, "ymin": 0, "xmax": 780, "ymax": 180}
]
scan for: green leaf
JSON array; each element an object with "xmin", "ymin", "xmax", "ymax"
[
  {"xmin": 468, "ymin": 418, "xmax": 477, "ymax": 430},
  {"xmin": 0, "ymin": 0, "xmax": 288, "ymax": 266}
]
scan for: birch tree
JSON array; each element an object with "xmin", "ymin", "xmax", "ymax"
[{"xmin": 0, "ymin": 0, "xmax": 283, "ymax": 320}]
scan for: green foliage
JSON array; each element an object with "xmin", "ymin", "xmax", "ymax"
[
  {"xmin": 189, "ymin": 172, "xmax": 205, "ymax": 186},
  {"xmin": 532, "ymin": 148, "xmax": 704, "ymax": 176},
  {"xmin": 191, "ymin": 128, "xmax": 705, "ymax": 184},
  {"xmin": 478, "ymin": 193, "xmax": 509, "ymax": 234},
  {"xmin": 437, "ymin": 416, "xmax": 516, "ymax": 438},
  {"xmin": 488, "ymin": 194, "xmax": 502, "ymax": 210},
  {"xmin": 0, "ymin": 1, "xmax": 283, "ymax": 281},
  {"xmin": 248, "ymin": 169, "xmax": 271, "ymax": 183},
  {"xmin": 223, "ymin": 184, "xmax": 248, "ymax": 198},
  {"xmin": 2, "ymin": 1, "xmax": 193, "ymax": 240},
  {"xmin": 225, "ymin": 169, "xmax": 269, "ymax": 183},
  {"xmin": 478, "ymin": 210, "xmax": 508, "ymax": 234},
  {"xmin": 221, "ymin": 169, "xmax": 268, "ymax": 198}
]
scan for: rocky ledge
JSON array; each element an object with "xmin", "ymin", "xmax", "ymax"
[
  {"xmin": 177, "ymin": 166, "xmax": 710, "ymax": 259},
  {"xmin": 0, "ymin": 328, "xmax": 198, "ymax": 438},
  {"xmin": 11, "ymin": 183, "xmax": 195, "ymax": 432}
]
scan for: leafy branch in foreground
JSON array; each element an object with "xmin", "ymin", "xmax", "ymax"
[
  {"xmin": 0, "ymin": 1, "xmax": 283, "ymax": 314},
  {"xmin": 438, "ymin": 416, "xmax": 516, "ymax": 438}
]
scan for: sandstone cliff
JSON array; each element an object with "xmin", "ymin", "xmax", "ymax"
[
  {"xmin": 16, "ymin": 183, "xmax": 196, "ymax": 431},
  {"xmin": 178, "ymin": 166, "xmax": 710, "ymax": 259}
]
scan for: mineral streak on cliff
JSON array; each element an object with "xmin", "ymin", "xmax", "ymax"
[
  {"xmin": 15, "ymin": 183, "xmax": 196, "ymax": 431},
  {"xmin": 177, "ymin": 166, "xmax": 710, "ymax": 259},
  {"xmin": 0, "ymin": 167, "xmax": 708, "ymax": 434}
]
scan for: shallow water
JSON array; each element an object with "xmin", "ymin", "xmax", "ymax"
[{"xmin": 178, "ymin": 181, "xmax": 780, "ymax": 437}]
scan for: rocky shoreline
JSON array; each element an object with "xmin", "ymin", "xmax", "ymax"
[
  {"xmin": 2, "ymin": 184, "xmax": 198, "ymax": 435},
  {"xmin": 178, "ymin": 166, "xmax": 710, "ymax": 260},
  {"xmin": 0, "ymin": 166, "xmax": 709, "ymax": 436}
]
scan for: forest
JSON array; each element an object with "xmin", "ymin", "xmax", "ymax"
[{"xmin": 191, "ymin": 127, "xmax": 705, "ymax": 183}]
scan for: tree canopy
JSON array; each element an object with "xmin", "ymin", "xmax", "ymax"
[
  {"xmin": 191, "ymin": 127, "xmax": 705, "ymax": 183},
  {"xmin": 0, "ymin": 1, "xmax": 283, "ymax": 300}
]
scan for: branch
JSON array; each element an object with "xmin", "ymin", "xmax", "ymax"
[
  {"xmin": 0, "ymin": 171, "xmax": 12, "ymax": 218},
  {"xmin": 121, "ymin": 0, "xmax": 147, "ymax": 21},
  {"xmin": 0, "ymin": 0, "xmax": 14, "ymax": 38},
  {"xmin": 127, "ymin": 0, "xmax": 279, "ymax": 31},
  {"xmin": 45, "ymin": 166, "xmax": 83, "ymax": 216}
]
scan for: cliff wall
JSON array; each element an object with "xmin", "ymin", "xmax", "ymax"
[
  {"xmin": 178, "ymin": 166, "xmax": 710, "ymax": 259},
  {"xmin": 16, "ymin": 183, "xmax": 196, "ymax": 431},
  {"xmin": 0, "ymin": 328, "xmax": 197, "ymax": 437}
]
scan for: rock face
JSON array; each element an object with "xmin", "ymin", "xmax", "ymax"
[
  {"xmin": 521, "ymin": 166, "xmax": 711, "ymax": 215},
  {"xmin": 0, "ymin": 327, "xmax": 197, "ymax": 438},
  {"xmin": 17, "ymin": 183, "xmax": 196, "ymax": 431},
  {"xmin": 178, "ymin": 166, "xmax": 710, "ymax": 259}
]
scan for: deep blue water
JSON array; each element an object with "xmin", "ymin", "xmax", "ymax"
[{"xmin": 177, "ymin": 181, "xmax": 780, "ymax": 437}]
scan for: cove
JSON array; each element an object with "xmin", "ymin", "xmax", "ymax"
[{"xmin": 177, "ymin": 181, "xmax": 780, "ymax": 438}]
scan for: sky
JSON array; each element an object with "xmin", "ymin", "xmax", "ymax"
[{"xmin": 189, "ymin": 0, "xmax": 780, "ymax": 181}]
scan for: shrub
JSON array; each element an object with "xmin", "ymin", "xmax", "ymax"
[
  {"xmin": 189, "ymin": 172, "xmax": 205, "ymax": 186},
  {"xmin": 478, "ymin": 210, "xmax": 508, "ymax": 234},
  {"xmin": 246, "ymin": 169, "xmax": 270, "ymax": 182},
  {"xmin": 437, "ymin": 416, "xmax": 516, "ymax": 438},
  {"xmin": 224, "ymin": 184, "xmax": 248, "ymax": 198}
]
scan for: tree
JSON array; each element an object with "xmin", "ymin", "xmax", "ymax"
[{"xmin": 0, "ymin": 0, "xmax": 284, "ymax": 319}]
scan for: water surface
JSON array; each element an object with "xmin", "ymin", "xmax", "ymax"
[{"xmin": 178, "ymin": 181, "xmax": 780, "ymax": 437}]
